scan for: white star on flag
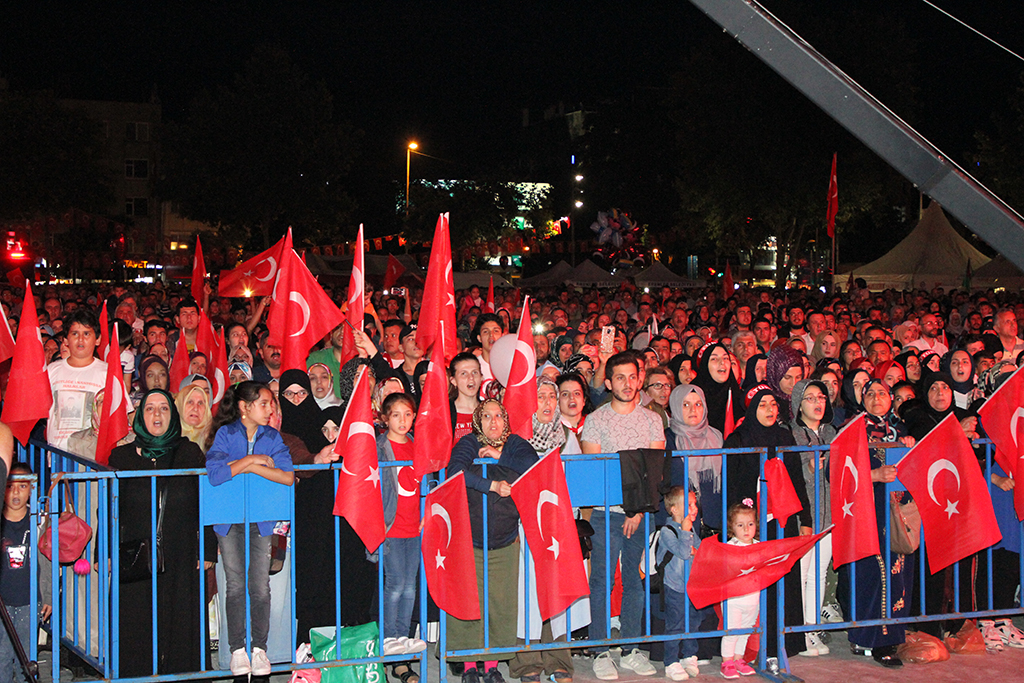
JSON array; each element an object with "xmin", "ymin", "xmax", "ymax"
[
  {"xmin": 435, "ymin": 549, "xmax": 446, "ymax": 569},
  {"xmin": 739, "ymin": 566, "xmax": 755, "ymax": 576},
  {"xmin": 842, "ymin": 500, "xmax": 854, "ymax": 517},
  {"xmin": 945, "ymin": 499, "xmax": 960, "ymax": 518},
  {"xmin": 366, "ymin": 465, "xmax": 380, "ymax": 488},
  {"xmin": 548, "ymin": 537, "xmax": 560, "ymax": 559}
]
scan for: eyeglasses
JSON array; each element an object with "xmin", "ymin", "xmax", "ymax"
[
  {"xmin": 801, "ymin": 395, "xmax": 827, "ymax": 404},
  {"xmin": 646, "ymin": 382, "xmax": 672, "ymax": 391},
  {"xmin": 283, "ymin": 389, "xmax": 309, "ymax": 400}
]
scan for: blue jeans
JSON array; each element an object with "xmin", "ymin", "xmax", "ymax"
[
  {"xmin": 588, "ymin": 510, "xmax": 646, "ymax": 650},
  {"xmin": 0, "ymin": 603, "xmax": 29, "ymax": 682},
  {"xmin": 218, "ymin": 523, "xmax": 272, "ymax": 653},
  {"xmin": 663, "ymin": 587, "xmax": 702, "ymax": 665},
  {"xmin": 382, "ymin": 536, "xmax": 421, "ymax": 639}
]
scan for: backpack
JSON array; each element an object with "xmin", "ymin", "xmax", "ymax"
[{"xmin": 639, "ymin": 524, "xmax": 679, "ymax": 594}]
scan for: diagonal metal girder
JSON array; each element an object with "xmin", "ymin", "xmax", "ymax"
[{"xmin": 687, "ymin": 0, "xmax": 1024, "ymax": 271}]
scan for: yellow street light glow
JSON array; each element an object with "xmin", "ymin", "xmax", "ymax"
[
  {"xmin": 408, "ymin": 142, "xmax": 419, "ymax": 150},
  {"xmin": 243, "ymin": 287, "xmax": 253, "ymax": 298}
]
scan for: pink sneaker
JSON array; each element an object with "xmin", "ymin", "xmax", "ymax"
[
  {"xmin": 734, "ymin": 659, "xmax": 755, "ymax": 676},
  {"xmin": 720, "ymin": 660, "xmax": 739, "ymax": 679}
]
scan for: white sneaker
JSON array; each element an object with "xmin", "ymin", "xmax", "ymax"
[
  {"xmin": 665, "ymin": 662, "xmax": 689, "ymax": 681},
  {"xmin": 619, "ymin": 649, "xmax": 656, "ymax": 676},
  {"xmin": 798, "ymin": 632, "xmax": 829, "ymax": 657},
  {"xmin": 681, "ymin": 655, "xmax": 700, "ymax": 677},
  {"xmin": 251, "ymin": 647, "xmax": 272, "ymax": 676},
  {"xmin": 402, "ymin": 637, "xmax": 427, "ymax": 654},
  {"xmin": 821, "ymin": 603, "xmax": 843, "ymax": 623},
  {"xmin": 981, "ymin": 621, "xmax": 1005, "ymax": 652},
  {"xmin": 230, "ymin": 648, "xmax": 251, "ymax": 676},
  {"xmin": 996, "ymin": 620, "xmax": 1024, "ymax": 648},
  {"xmin": 593, "ymin": 651, "xmax": 619, "ymax": 680},
  {"xmin": 383, "ymin": 637, "xmax": 407, "ymax": 656}
]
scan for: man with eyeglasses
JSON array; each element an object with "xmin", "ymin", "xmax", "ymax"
[
  {"xmin": 906, "ymin": 313, "xmax": 948, "ymax": 355},
  {"xmin": 643, "ymin": 367, "xmax": 674, "ymax": 428}
]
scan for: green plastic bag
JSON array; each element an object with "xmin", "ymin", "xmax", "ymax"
[{"xmin": 310, "ymin": 622, "xmax": 386, "ymax": 683}]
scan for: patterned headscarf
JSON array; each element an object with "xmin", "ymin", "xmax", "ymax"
[
  {"xmin": 529, "ymin": 377, "xmax": 566, "ymax": 454},
  {"xmin": 472, "ymin": 398, "xmax": 511, "ymax": 448}
]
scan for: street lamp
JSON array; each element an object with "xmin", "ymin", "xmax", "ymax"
[{"xmin": 405, "ymin": 142, "xmax": 419, "ymax": 217}]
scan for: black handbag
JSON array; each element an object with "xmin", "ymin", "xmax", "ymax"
[{"xmin": 119, "ymin": 488, "xmax": 167, "ymax": 584}]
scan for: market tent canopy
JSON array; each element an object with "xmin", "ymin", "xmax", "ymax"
[
  {"xmin": 567, "ymin": 259, "xmax": 624, "ymax": 288},
  {"xmin": 453, "ymin": 270, "xmax": 513, "ymax": 289},
  {"xmin": 973, "ymin": 254, "xmax": 1024, "ymax": 290},
  {"xmin": 632, "ymin": 261, "xmax": 704, "ymax": 289},
  {"xmin": 835, "ymin": 202, "xmax": 990, "ymax": 290},
  {"xmin": 518, "ymin": 260, "xmax": 574, "ymax": 287}
]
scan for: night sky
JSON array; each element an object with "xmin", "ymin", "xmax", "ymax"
[{"xmin": 4, "ymin": 1, "xmax": 1024, "ymax": 229}]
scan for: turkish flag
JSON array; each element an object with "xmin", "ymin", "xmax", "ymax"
[
  {"xmin": 422, "ymin": 472, "xmax": 480, "ymax": 620},
  {"xmin": 504, "ymin": 297, "xmax": 538, "ymax": 439},
  {"xmin": 895, "ymin": 413, "xmax": 1002, "ymax": 573},
  {"xmin": 192, "ymin": 236, "xmax": 207, "ymax": 308},
  {"xmin": 826, "ymin": 153, "xmax": 838, "ymax": 239},
  {"xmin": 98, "ymin": 300, "xmax": 109, "ymax": 359},
  {"xmin": 195, "ymin": 312, "xmax": 228, "ymax": 409},
  {"xmin": 168, "ymin": 328, "xmax": 191, "ymax": 392},
  {"xmin": 0, "ymin": 302, "xmax": 16, "ymax": 363},
  {"xmin": 95, "ymin": 325, "xmax": 129, "ymax": 465},
  {"xmin": 977, "ymin": 364, "xmax": 1024, "ymax": 520},
  {"xmin": 218, "ymin": 230, "xmax": 292, "ymax": 298},
  {"xmin": 485, "ymin": 276, "xmax": 495, "ymax": 313},
  {"xmin": 723, "ymin": 391, "xmax": 735, "ymax": 440},
  {"xmin": 1, "ymin": 282, "xmax": 53, "ymax": 445},
  {"xmin": 413, "ymin": 318, "xmax": 453, "ymax": 478},
  {"xmin": 340, "ymin": 224, "xmax": 365, "ymax": 366},
  {"xmin": 687, "ymin": 528, "xmax": 831, "ymax": 609},
  {"xmin": 722, "ymin": 262, "xmax": 734, "ymax": 300},
  {"xmin": 762, "ymin": 457, "xmax": 802, "ymax": 529},
  {"xmin": 382, "ymin": 254, "xmax": 406, "ymax": 293},
  {"xmin": 415, "ymin": 213, "xmax": 458, "ymax": 362},
  {"xmin": 828, "ymin": 415, "xmax": 879, "ymax": 567},
  {"xmin": 510, "ymin": 450, "xmax": 590, "ymax": 620},
  {"xmin": 5, "ymin": 270, "xmax": 25, "ymax": 290},
  {"xmin": 267, "ymin": 247, "xmax": 344, "ymax": 373},
  {"xmin": 332, "ymin": 367, "xmax": 386, "ymax": 551}
]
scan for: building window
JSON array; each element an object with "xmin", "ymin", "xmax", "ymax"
[
  {"xmin": 125, "ymin": 159, "xmax": 149, "ymax": 179},
  {"xmin": 125, "ymin": 122, "xmax": 150, "ymax": 142},
  {"xmin": 125, "ymin": 198, "xmax": 149, "ymax": 217}
]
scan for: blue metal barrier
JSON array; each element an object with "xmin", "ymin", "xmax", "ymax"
[{"xmin": 11, "ymin": 438, "xmax": 1024, "ymax": 682}]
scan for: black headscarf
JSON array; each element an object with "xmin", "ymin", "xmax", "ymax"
[
  {"xmin": 741, "ymin": 353, "xmax": 768, "ymax": 392},
  {"xmin": 319, "ymin": 405, "xmax": 344, "ymax": 443},
  {"xmin": 137, "ymin": 355, "xmax": 170, "ymax": 392},
  {"xmin": 691, "ymin": 342, "xmax": 744, "ymax": 435},
  {"xmin": 840, "ymin": 368, "xmax": 871, "ymax": 416},
  {"xmin": 279, "ymin": 368, "xmax": 328, "ymax": 452},
  {"xmin": 133, "ymin": 389, "xmax": 184, "ymax": 460},
  {"xmin": 725, "ymin": 384, "xmax": 794, "ymax": 449},
  {"xmin": 765, "ymin": 345, "xmax": 803, "ymax": 419},
  {"xmin": 939, "ymin": 349, "xmax": 975, "ymax": 395},
  {"xmin": 905, "ymin": 371, "xmax": 960, "ymax": 440}
]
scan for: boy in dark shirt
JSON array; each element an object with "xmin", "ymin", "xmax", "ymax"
[{"xmin": 0, "ymin": 463, "xmax": 50, "ymax": 681}]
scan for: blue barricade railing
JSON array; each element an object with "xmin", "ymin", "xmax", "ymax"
[{"xmin": 11, "ymin": 438, "xmax": 1024, "ymax": 682}]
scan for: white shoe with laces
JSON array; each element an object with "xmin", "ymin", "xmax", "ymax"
[
  {"xmin": 665, "ymin": 662, "xmax": 689, "ymax": 681},
  {"xmin": 229, "ymin": 648, "xmax": 251, "ymax": 676},
  {"xmin": 619, "ymin": 649, "xmax": 656, "ymax": 676},
  {"xmin": 592, "ymin": 651, "xmax": 619, "ymax": 680},
  {"xmin": 681, "ymin": 655, "xmax": 700, "ymax": 677},
  {"xmin": 251, "ymin": 647, "xmax": 272, "ymax": 676}
]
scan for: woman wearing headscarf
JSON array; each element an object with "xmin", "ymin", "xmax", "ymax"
[
  {"xmin": 175, "ymin": 382, "xmax": 213, "ymax": 452},
  {"xmin": 740, "ymin": 353, "xmax": 768, "ymax": 392},
  {"xmin": 918, "ymin": 350, "xmax": 942, "ymax": 376},
  {"xmin": 871, "ymin": 360, "xmax": 905, "ymax": 388},
  {"xmin": 940, "ymin": 349, "xmax": 978, "ymax": 409},
  {"xmin": 838, "ymin": 379, "xmax": 913, "ymax": 668},
  {"xmin": 109, "ymin": 389, "xmax": 215, "ymax": 676},
  {"xmin": 691, "ymin": 343, "xmax": 744, "ymax": 436},
  {"xmin": 307, "ymin": 362, "xmax": 342, "ymax": 410},
  {"xmin": 668, "ymin": 384, "xmax": 724, "ymax": 533},
  {"xmin": 809, "ymin": 330, "xmax": 840, "ymax": 363},
  {"xmin": 227, "ymin": 360, "xmax": 253, "ymax": 385},
  {"xmin": 837, "ymin": 367, "xmax": 871, "ymax": 426},
  {"xmin": 765, "ymin": 345, "xmax": 804, "ymax": 420},
  {"xmin": 133, "ymin": 355, "xmax": 170, "ymax": 407},
  {"xmin": 551, "ymin": 335, "xmax": 575, "ymax": 370},
  {"xmin": 893, "ymin": 348, "xmax": 922, "ymax": 385},
  {"xmin": 724, "ymin": 384, "xmax": 812, "ymax": 659},
  {"xmin": 789, "ymin": 379, "xmax": 837, "ymax": 656},
  {"xmin": 447, "ymin": 399, "xmax": 539, "ymax": 682}
]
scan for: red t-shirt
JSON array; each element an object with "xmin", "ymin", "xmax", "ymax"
[
  {"xmin": 387, "ymin": 440, "xmax": 421, "ymax": 538},
  {"xmin": 453, "ymin": 412, "xmax": 474, "ymax": 443}
]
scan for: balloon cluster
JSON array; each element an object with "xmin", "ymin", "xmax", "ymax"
[{"xmin": 589, "ymin": 209, "xmax": 647, "ymax": 269}]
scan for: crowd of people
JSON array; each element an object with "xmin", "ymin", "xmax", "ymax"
[{"xmin": 1, "ymin": 275, "xmax": 1023, "ymax": 680}]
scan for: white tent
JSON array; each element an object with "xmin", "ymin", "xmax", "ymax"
[
  {"xmin": 835, "ymin": 202, "xmax": 990, "ymax": 290},
  {"xmin": 973, "ymin": 254, "xmax": 1024, "ymax": 290},
  {"xmin": 632, "ymin": 261, "xmax": 703, "ymax": 289},
  {"xmin": 518, "ymin": 260, "xmax": 574, "ymax": 287},
  {"xmin": 567, "ymin": 259, "xmax": 623, "ymax": 288},
  {"xmin": 452, "ymin": 270, "xmax": 513, "ymax": 289}
]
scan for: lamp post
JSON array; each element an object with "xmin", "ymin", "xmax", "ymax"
[{"xmin": 405, "ymin": 142, "xmax": 418, "ymax": 217}]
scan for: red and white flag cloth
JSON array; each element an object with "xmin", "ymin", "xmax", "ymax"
[
  {"xmin": 332, "ymin": 367, "xmax": 386, "ymax": 552},
  {"xmin": 826, "ymin": 152, "xmax": 838, "ymax": 239},
  {"xmin": 382, "ymin": 254, "xmax": 406, "ymax": 293},
  {"xmin": 267, "ymin": 246, "xmax": 344, "ymax": 373},
  {"xmin": 762, "ymin": 457, "xmax": 802, "ymax": 529},
  {"xmin": 828, "ymin": 415, "xmax": 879, "ymax": 567},
  {"xmin": 415, "ymin": 213, "xmax": 457, "ymax": 362},
  {"xmin": 721, "ymin": 262, "xmax": 734, "ymax": 300},
  {"xmin": 422, "ymin": 472, "xmax": 480, "ymax": 620},
  {"xmin": 98, "ymin": 300, "xmax": 110, "ymax": 359},
  {"xmin": 504, "ymin": 296, "xmax": 538, "ymax": 439},
  {"xmin": 195, "ymin": 311, "xmax": 228, "ymax": 409},
  {"xmin": 340, "ymin": 224, "xmax": 365, "ymax": 366},
  {"xmin": 895, "ymin": 413, "xmax": 1001, "ymax": 574},
  {"xmin": 95, "ymin": 324, "xmax": 129, "ymax": 465},
  {"xmin": 218, "ymin": 230, "xmax": 292, "ymax": 298},
  {"xmin": 413, "ymin": 319, "xmax": 453, "ymax": 478},
  {"xmin": 723, "ymin": 391, "xmax": 735, "ymax": 440},
  {"xmin": 1, "ymin": 281, "xmax": 53, "ymax": 445},
  {"xmin": 0, "ymin": 302, "xmax": 16, "ymax": 363},
  {"xmin": 192, "ymin": 236, "xmax": 207, "ymax": 308},
  {"xmin": 977, "ymin": 364, "xmax": 1024, "ymax": 520},
  {"xmin": 168, "ymin": 328, "xmax": 191, "ymax": 392},
  {"xmin": 687, "ymin": 528, "xmax": 832, "ymax": 609},
  {"xmin": 510, "ymin": 450, "xmax": 590, "ymax": 621},
  {"xmin": 485, "ymin": 277, "xmax": 495, "ymax": 313}
]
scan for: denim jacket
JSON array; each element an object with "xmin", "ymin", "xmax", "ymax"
[{"xmin": 655, "ymin": 518, "xmax": 700, "ymax": 594}]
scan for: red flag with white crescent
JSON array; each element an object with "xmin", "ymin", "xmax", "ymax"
[
  {"xmin": 168, "ymin": 327, "xmax": 191, "ymax": 392},
  {"xmin": 762, "ymin": 457, "xmax": 802, "ymax": 529},
  {"xmin": 828, "ymin": 415, "xmax": 879, "ymax": 567},
  {"xmin": 422, "ymin": 472, "xmax": 480, "ymax": 620},
  {"xmin": 415, "ymin": 213, "xmax": 457, "ymax": 362},
  {"xmin": 192, "ymin": 236, "xmax": 207, "ymax": 309},
  {"xmin": 977, "ymin": 364, "xmax": 1024, "ymax": 520},
  {"xmin": 485, "ymin": 276, "xmax": 495, "ymax": 313},
  {"xmin": 413, "ymin": 319, "xmax": 453, "ymax": 478},
  {"xmin": 895, "ymin": 413, "xmax": 1001, "ymax": 573},
  {"xmin": 332, "ymin": 367, "xmax": 386, "ymax": 551},
  {"xmin": 95, "ymin": 325, "xmax": 129, "ymax": 465},
  {"xmin": 340, "ymin": 224, "xmax": 365, "ymax": 366},
  {"xmin": 510, "ymin": 450, "xmax": 589, "ymax": 620},
  {"xmin": 382, "ymin": 254, "xmax": 406, "ymax": 293},
  {"xmin": 0, "ymin": 302, "xmax": 16, "ymax": 363},
  {"xmin": 1, "ymin": 282, "xmax": 52, "ymax": 445},
  {"xmin": 195, "ymin": 311, "xmax": 228, "ymax": 410},
  {"xmin": 687, "ymin": 528, "xmax": 831, "ymax": 609},
  {"xmin": 217, "ymin": 230, "xmax": 292, "ymax": 298},
  {"xmin": 504, "ymin": 296, "xmax": 538, "ymax": 439}
]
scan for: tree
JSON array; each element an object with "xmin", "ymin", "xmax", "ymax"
[
  {"xmin": 0, "ymin": 89, "xmax": 113, "ymax": 219},
  {"xmin": 160, "ymin": 46, "xmax": 360, "ymax": 250}
]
